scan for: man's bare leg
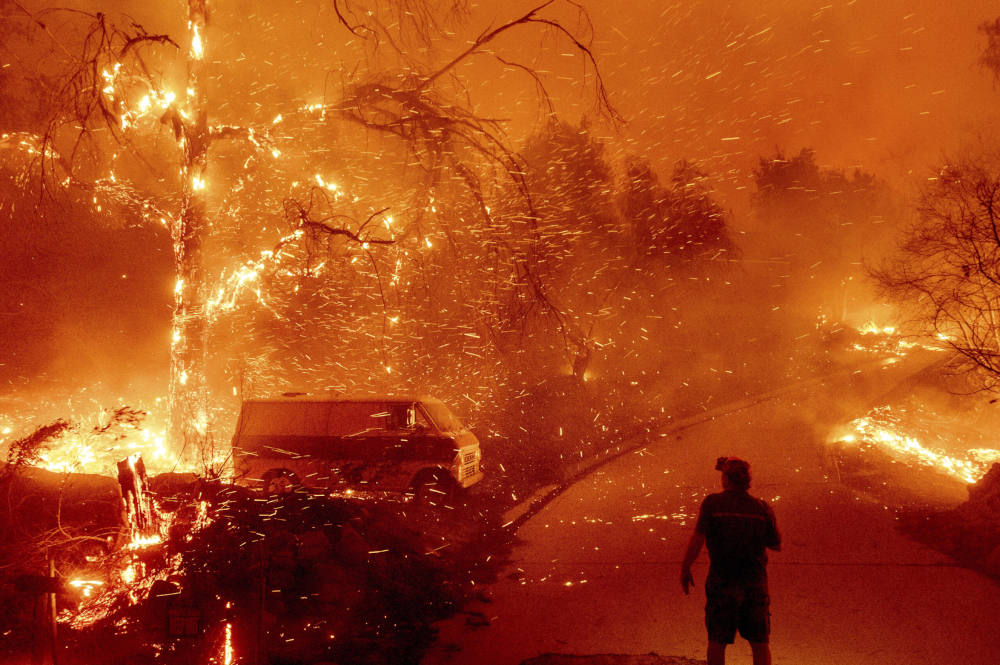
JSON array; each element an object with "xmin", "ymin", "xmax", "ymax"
[
  {"xmin": 707, "ymin": 641, "xmax": 726, "ymax": 665},
  {"xmin": 749, "ymin": 641, "xmax": 772, "ymax": 665}
]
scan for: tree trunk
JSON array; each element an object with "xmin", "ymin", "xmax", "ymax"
[{"xmin": 169, "ymin": 0, "xmax": 210, "ymax": 462}]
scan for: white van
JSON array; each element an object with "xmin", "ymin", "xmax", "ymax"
[{"xmin": 231, "ymin": 395, "xmax": 483, "ymax": 502}]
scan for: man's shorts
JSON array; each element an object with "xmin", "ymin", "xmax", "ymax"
[{"xmin": 704, "ymin": 579, "xmax": 770, "ymax": 645}]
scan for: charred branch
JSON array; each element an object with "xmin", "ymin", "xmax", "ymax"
[
  {"xmin": 282, "ymin": 195, "xmax": 394, "ymax": 246},
  {"xmin": 415, "ymin": 0, "xmax": 618, "ymax": 121}
]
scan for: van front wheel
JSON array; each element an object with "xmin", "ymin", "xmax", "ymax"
[{"xmin": 262, "ymin": 469, "xmax": 300, "ymax": 496}]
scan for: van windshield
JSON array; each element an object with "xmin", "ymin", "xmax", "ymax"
[{"xmin": 420, "ymin": 400, "xmax": 464, "ymax": 433}]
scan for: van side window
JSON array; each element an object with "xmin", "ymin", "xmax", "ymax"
[{"xmin": 377, "ymin": 403, "xmax": 420, "ymax": 430}]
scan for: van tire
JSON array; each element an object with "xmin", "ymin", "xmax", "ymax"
[
  {"xmin": 412, "ymin": 471, "xmax": 454, "ymax": 507},
  {"xmin": 262, "ymin": 469, "xmax": 300, "ymax": 495}
]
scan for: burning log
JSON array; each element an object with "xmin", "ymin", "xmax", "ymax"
[
  {"xmin": 116, "ymin": 454, "xmax": 154, "ymax": 539},
  {"xmin": 113, "ymin": 454, "xmax": 167, "ymax": 556}
]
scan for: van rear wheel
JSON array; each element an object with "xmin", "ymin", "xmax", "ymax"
[{"xmin": 262, "ymin": 469, "xmax": 300, "ymax": 496}]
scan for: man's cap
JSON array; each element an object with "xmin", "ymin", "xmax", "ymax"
[{"xmin": 716, "ymin": 456, "xmax": 751, "ymax": 489}]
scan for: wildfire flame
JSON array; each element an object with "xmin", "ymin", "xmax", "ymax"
[
  {"xmin": 837, "ymin": 405, "xmax": 1000, "ymax": 484},
  {"xmin": 223, "ymin": 622, "xmax": 234, "ymax": 665},
  {"xmin": 849, "ymin": 321, "xmax": 917, "ymax": 357}
]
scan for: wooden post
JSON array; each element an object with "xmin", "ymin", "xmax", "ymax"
[{"xmin": 47, "ymin": 556, "xmax": 58, "ymax": 665}]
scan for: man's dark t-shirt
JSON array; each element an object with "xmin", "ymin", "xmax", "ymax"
[{"xmin": 695, "ymin": 488, "xmax": 781, "ymax": 586}]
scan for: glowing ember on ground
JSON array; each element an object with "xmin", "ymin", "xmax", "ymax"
[
  {"xmin": 859, "ymin": 322, "xmax": 897, "ymax": 335},
  {"xmin": 631, "ymin": 510, "xmax": 697, "ymax": 525},
  {"xmin": 835, "ymin": 405, "xmax": 1000, "ymax": 484},
  {"xmin": 850, "ymin": 322, "xmax": 918, "ymax": 357}
]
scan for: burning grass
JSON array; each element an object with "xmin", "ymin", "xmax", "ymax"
[{"xmin": 830, "ymin": 405, "xmax": 1000, "ymax": 486}]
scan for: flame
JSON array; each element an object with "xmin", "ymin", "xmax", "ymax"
[
  {"xmin": 205, "ymin": 228, "xmax": 305, "ymax": 318},
  {"xmin": 839, "ymin": 406, "xmax": 1000, "ymax": 484},
  {"xmin": 128, "ymin": 534, "xmax": 164, "ymax": 550},
  {"xmin": 1, "ymin": 400, "xmax": 223, "ymax": 477},
  {"xmin": 191, "ymin": 25, "xmax": 204, "ymax": 60},
  {"xmin": 68, "ymin": 580, "xmax": 105, "ymax": 598},
  {"xmin": 223, "ymin": 622, "xmax": 234, "ymax": 665},
  {"xmin": 859, "ymin": 321, "xmax": 897, "ymax": 335}
]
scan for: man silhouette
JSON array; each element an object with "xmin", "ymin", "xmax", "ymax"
[{"xmin": 681, "ymin": 457, "xmax": 781, "ymax": 665}]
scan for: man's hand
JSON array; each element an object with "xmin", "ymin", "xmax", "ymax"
[
  {"xmin": 681, "ymin": 566, "xmax": 694, "ymax": 595},
  {"xmin": 680, "ymin": 531, "xmax": 704, "ymax": 595}
]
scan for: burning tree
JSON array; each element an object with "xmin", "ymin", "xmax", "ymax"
[{"xmin": 2, "ymin": 0, "xmax": 616, "ymax": 465}]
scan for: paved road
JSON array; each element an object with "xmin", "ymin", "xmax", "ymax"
[{"xmin": 424, "ymin": 366, "xmax": 1000, "ymax": 665}]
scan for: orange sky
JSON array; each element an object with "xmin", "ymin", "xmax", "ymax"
[{"xmin": 576, "ymin": 0, "xmax": 999, "ymax": 205}]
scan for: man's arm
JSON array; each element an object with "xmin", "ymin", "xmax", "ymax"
[{"xmin": 680, "ymin": 530, "xmax": 705, "ymax": 594}]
